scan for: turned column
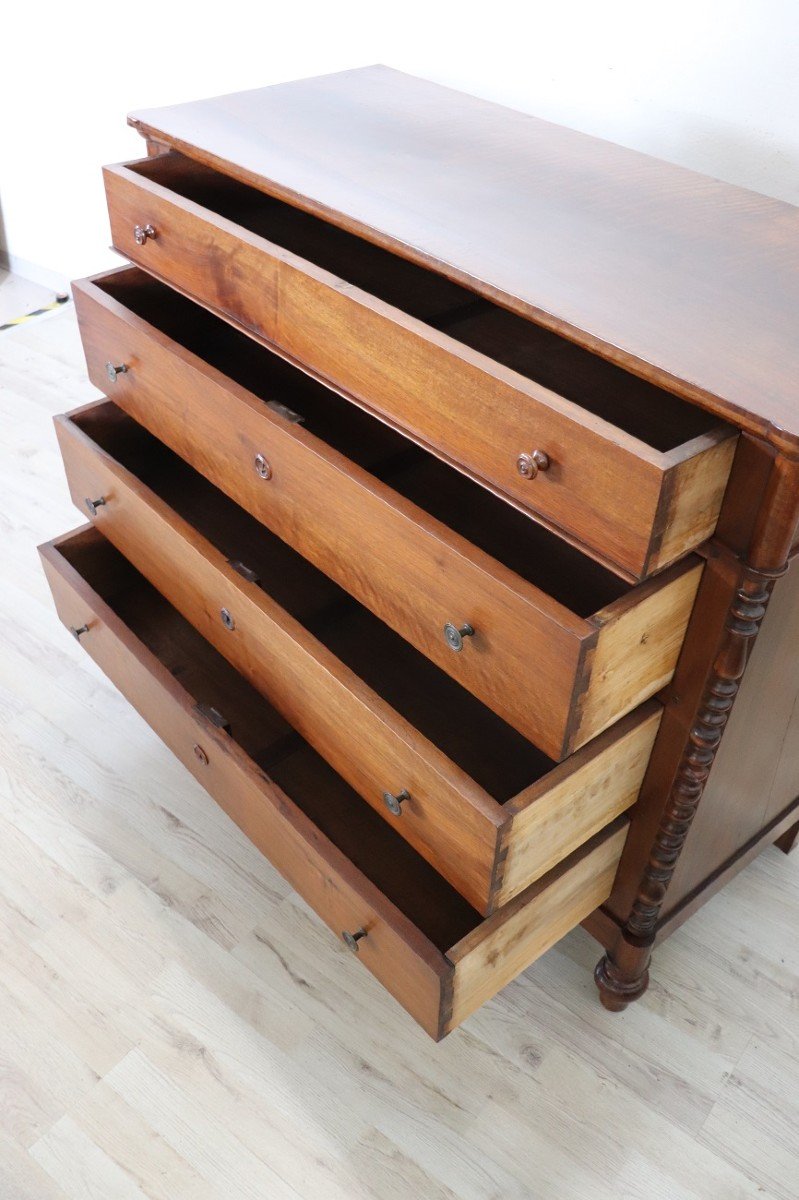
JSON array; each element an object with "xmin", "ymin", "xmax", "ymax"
[{"xmin": 595, "ymin": 448, "xmax": 799, "ymax": 1011}]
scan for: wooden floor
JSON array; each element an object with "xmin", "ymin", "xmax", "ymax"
[{"xmin": 2, "ymin": 298, "xmax": 798, "ymax": 1200}]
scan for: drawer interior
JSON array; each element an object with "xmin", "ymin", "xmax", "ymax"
[
  {"xmin": 59, "ymin": 528, "xmax": 481, "ymax": 950},
  {"xmin": 129, "ymin": 153, "xmax": 724, "ymax": 453},
  {"xmin": 93, "ymin": 271, "xmax": 633, "ymax": 617},
  {"xmin": 74, "ymin": 401, "xmax": 576, "ymax": 803}
]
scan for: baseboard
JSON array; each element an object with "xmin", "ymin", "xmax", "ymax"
[{"xmin": 0, "ymin": 249, "xmax": 70, "ymax": 294}]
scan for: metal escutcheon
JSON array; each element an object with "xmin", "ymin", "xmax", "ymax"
[
  {"xmin": 443, "ymin": 621, "xmax": 474, "ymax": 652},
  {"xmin": 254, "ymin": 453, "xmax": 272, "ymax": 480},
  {"xmin": 85, "ymin": 496, "xmax": 106, "ymax": 516},
  {"xmin": 105, "ymin": 361, "xmax": 128, "ymax": 384},
  {"xmin": 220, "ymin": 608, "xmax": 235, "ymax": 631},
  {"xmin": 516, "ymin": 449, "xmax": 550, "ymax": 479},
  {"xmin": 342, "ymin": 928, "xmax": 367, "ymax": 953},
  {"xmin": 69, "ymin": 624, "xmax": 89, "ymax": 640},
  {"xmin": 383, "ymin": 788, "xmax": 410, "ymax": 816},
  {"xmin": 134, "ymin": 223, "xmax": 156, "ymax": 246}
]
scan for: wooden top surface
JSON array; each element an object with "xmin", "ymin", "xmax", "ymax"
[{"xmin": 130, "ymin": 66, "xmax": 799, "ymax": 451}]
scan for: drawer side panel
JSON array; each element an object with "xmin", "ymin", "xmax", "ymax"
[
  {"xmin": 445, "ymin": 821, "xmax": 629, "ymax": 1031},
  {"xmin": 498, "ymin": 706, "xmax": 660, "ymax": 907}
]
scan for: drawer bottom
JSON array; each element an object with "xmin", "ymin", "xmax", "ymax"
[{"xmin": 40, "ymin": 525, "xmax": 628, "ymax": 1038}]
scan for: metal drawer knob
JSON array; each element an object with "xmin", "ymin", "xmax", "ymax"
[
  {"xmin": 342, "ymin": 928, "xmax": 367, "ymax": 953},
  {"xmin": 254, "ymin": 453, "xmax": 272, "ymax": 480},
  {"xmin": 69, "ymin": 624, "xmax": 89, "ymax": 640},
  {"xmin": 105, "ymin": 361, "xmax": 128, "ymax": 383},
  {"xmin": 443, "ymin": 621, "xmax": 474, "ymax": 652},
  {"xmin": 516, "ymin": 449, "xmax": 550, "ymax": 479},
  {"xmin": 383, "ymin": 788, "xmax": 410, "ymax": 816},
  {"xmin": 84, "ymin": 496, "xmax": 106, "ymax": 516},
  {"xmin": 134, "ymin": 223, "xmax": 156, "ymax": 246},
  {"xmin": 220, "ymin": 608, "xmax": 235, "ymax": 631}
]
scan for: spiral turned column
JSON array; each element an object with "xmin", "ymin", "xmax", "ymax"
[{"xmin": 595, "ymin": 450, "xmax": 799, "ymax": 1011}]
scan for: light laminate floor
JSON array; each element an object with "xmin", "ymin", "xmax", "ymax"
[
  {"xmin": 0, "ymin": 269, "xmax": 61, "ymax": 325},
  {"xmin": 1, "ymin": 297, "xmax": 798, "ymax": 1200}
]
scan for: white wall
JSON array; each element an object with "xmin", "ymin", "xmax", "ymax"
[{"xmin": 3, "ymin": 0, "xmax": 798, "ymax": 288}]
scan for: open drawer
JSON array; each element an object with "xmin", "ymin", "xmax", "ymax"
[
  {"xmin": 73, "ymin": 267, "xmax": 702, "ymax": 762},
  {"xmin": 39, "ymin": 525, "xmax": 629, "ymax": 1039},
  {"xmin": 56, "ymin": 398, "xmax": 660, "ymax": 914},
  {"xmin": 102, "ymin": 152, "xmax": 737, "ymax": 580}
]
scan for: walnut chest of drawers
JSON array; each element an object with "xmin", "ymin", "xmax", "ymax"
[{"xmin": 41, "ymin": 66, "xmax": 799, "ymax": 1038}]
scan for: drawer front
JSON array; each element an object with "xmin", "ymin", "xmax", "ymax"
[
  {"xmin": 55, "ymin": 404, "xmax": 503, "ymax": 913},
  {"xmin": 74, "ymin": 274, "xmax": 702, "ymax": 761},
  {"xmin": 73, "ymin": 275, "xmax": 587, "ymax": 760},
  {"xmin": 104, "ymin": 159, "xmax": 736, "ymax": 580},
  {"xmin": 56, "ymin": 400, "xmax": 663, "ymax": 916},
  {"xmin": 40, "ymin": 526, "xmax": 629, "ymax": 1038},
  {"xmin": 40, "ymin": 528, "xmax": 451, "ymax": 1038}
]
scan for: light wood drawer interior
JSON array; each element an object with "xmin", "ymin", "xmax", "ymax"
[
  {"xmin": 40, "ymin": 526, "xmax": 629, "ymax": 1039},
  {"xmin": 74, "ymin": 268, "xmax": 702, "ymax": 761},
  {"xmin": 58, "ymin": 398, "xmax": 660, "ymax": 914},
  {"xmin": 104, "ymin": 152, "xmax": 737, "ymax": 579}
]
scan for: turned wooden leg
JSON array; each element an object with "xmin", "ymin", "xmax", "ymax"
[
  {"xmin": 594, "ymin": 933, "xmax": 650, "ymax": 1011},
  {"xmin": 776, "ymin": 818, "xmax": 799, "ymax": 854}
]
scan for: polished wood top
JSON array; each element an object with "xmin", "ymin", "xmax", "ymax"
[{"xmin": 130, "ymin": 66, "xmax": 799, "ymax": 451}]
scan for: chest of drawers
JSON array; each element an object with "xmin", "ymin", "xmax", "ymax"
[{"xmin": 41, "ymin": 66, "xmax": 799, "ymax": 1036}]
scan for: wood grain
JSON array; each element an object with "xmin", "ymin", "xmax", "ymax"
[
  {"xmin": 594, "ymin": 450, "xmax": 799, "ymax": 1010},
  {"xmin": 72, "ymin": 272, "xmax": 586, "ymax": 758},
  {"xmin": 39, "ymin": 529, "xmax": 451, "ymax": 1039},
  {"xmin": 55, "ymin": 402, "xmax": 500, "ymax": 910},
  {"xmin": 56, "ymin": 398, "xmax": 659, "ymax": 913},
  {"xmin": 446, "ymin": 822, "xmax": 628, "ymax": 1030},
  {"xmin": 498, "ymin": 708, "xmax": 660, "ymax": 908},
  {"xmin": 575, "ymin": 561, "xmax": 704, "ymax": 748},
  {"xmin": 664, "ymin": 553, "xmax": 799, "ymax": 911},
  {"xmin": 72, "ymin": 273, "xmax": 696, "ymax": 759},
  {"xmin": 7, "ymin": 301, "xmax": 799, "ymax": 1199},
  {"xmin": 652, "ymin": 434, "xmax": 739, "ymax": 574},
  {"xmin": 38, "ymin": 525, "xmax": 630, "ymax": 1038},
  {"xmin": 102, "ymin": 153, "xmax": 735, "ymax": 578},
  {"xmin": 128, "ymin": 65, "xmax": 799, "ymax": 454}
]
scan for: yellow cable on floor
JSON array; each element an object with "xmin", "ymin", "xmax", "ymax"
[{"xmin": 0, "ymin": 293, "xmax": 69, "ymax": 331}]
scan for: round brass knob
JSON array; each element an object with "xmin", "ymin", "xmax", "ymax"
[
  {"xmin": 134, "ymin": 223, "xmax": 156, "ymax": 246},
  {"xmin": 105, "ymin": 361, "xmax": 128, "ymax": 383},
  {"xmin": 443, "ymin": 621, "xmax": 474, "ymax": 652},
  {"xmin": 69, "ymin": 624, "xmax": 89, "ymax": 640},
  {"xmin": 254, "ymin": 453, "xmax": 272, "ymax": 480},
  {"xmin": 516, "ymin": 449, "xmax": 550, "ymax": 479},
  {"xmin": 342, "ymin": 928, "xmax": 367, "ymax": 953},
  {"xmin": 383, "ymin": 788, "xmax": 410, "ymax": 816},
  {"xmin": 220, "ymin": 608, "xmax": 235, "ymax": 631},
  {"xmin": 84, "ymin": 496, "xmax": 106, "ymax": 516}
]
